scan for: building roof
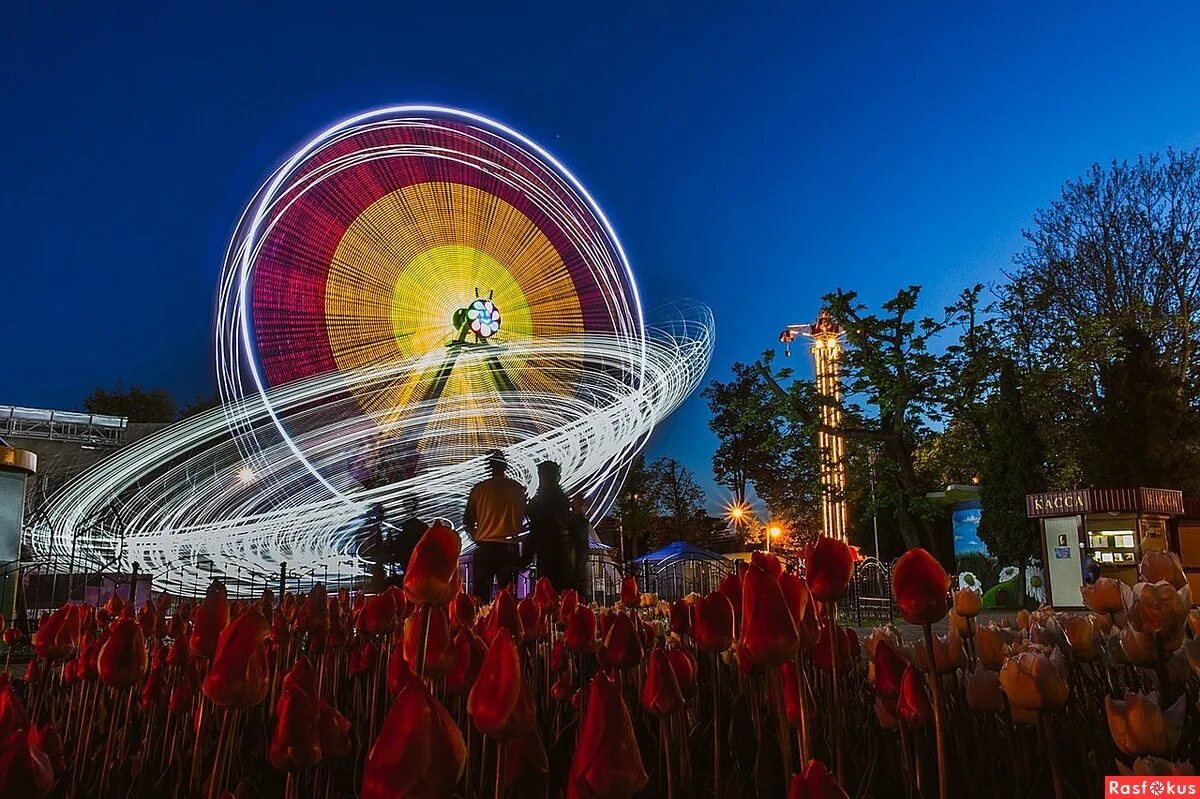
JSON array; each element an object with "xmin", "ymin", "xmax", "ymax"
[{"xmin": 632, "ymin": 541, "xmax": 729, "ymax": 564}]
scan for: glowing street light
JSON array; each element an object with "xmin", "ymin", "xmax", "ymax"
[
  {"xmin": 766, "ymin": 523, "xmax": 782, "ymax": 553},
  {"xmin": 235, "ymin": 465, "xmax": 256, "ymax": 485}
]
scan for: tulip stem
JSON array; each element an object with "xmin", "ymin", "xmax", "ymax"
[
  {"xmin": 416, "ymin": 604, "xmax": 432, "ymax": 679},
  {"xmin": 921, "ymin": 622, "xmax": 949, "ymax": 799},
  {"xmin": 207, "ymin": 706, "xmax": 232, "ymax": 799},
  {"xmin": 98, "ymin": 687, "xmax": 120, "ymax": 797},
  {"xmin": 794, "ymin": 654, "xmax": 812, "ymax": 763},
  {"xmin": 1039, "ymin": 711, "xmax": 1064, "ymax": 799},
  {"xmin": 661, "ymin": 715, "xmax": 675, "ymax": 799},
  {"xmin": 712, "ymin": 652, "xmax": 721, "ymax": 798},
  {"xmin": 494, "ymin": 737, "xmax": 504, "ymax": 799},
  {"xmin": 827, "ymin": 602, "xmax": 846, "ymax": 786}
]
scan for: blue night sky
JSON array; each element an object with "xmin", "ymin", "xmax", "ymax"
[{"xmin": 5, "ymin": 3, "xmax": 1200, "ymax": 505}]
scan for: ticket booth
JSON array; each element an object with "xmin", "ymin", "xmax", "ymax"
[
  {"xmin": 1026, "ymin": 487, "xmax": 1183, "ymax": 609},
  {"xmin": 1173, "ymin": 499, "xmax": 1200, "ymax": 600},
  {"xmin": 0, "ymin": 445, "xmax": 37, "ymax": 620}
]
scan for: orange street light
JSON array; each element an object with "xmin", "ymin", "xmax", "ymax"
[{"xmin": 766, "ymin": 524, "xmax": 782, "ymax": 553}]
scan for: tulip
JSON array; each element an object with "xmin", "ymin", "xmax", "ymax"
[
  {"xmin": 141, "ymin": 666, "xmax": 167, "ymax": 710},
  {"xmin": 718, "ymin": 571, "xmax": 743, "ymax": 621},
  {"xmin": 892, "ymin": 549, "xmax": 949, "ymax": 625},
  {"xmin": 1082, "ymin": 577, "xmax": 1126, "ymax": 614},
  {"xmin": 169, "ymin": 673, "xmax": 196, "ymax": 715},
  {"xmin": 788, "ymin": 758, "xmax": 849, "ymax": 799},
  {"xmin": 1126, "ymin": 581, "xmax": 1191, "ymax": 639},
  {"xmin": 1119, "ymin": 626, "xmax": 1160, "ymax": 667},
  {"xmin": 564, "ymin": 606, "xmax": 596, "ymax": 654},
  {"xmin": 620, "ymin": 574, "xmax": 639, "ymax": 608},
  {"xmin": 999, "ymin": 649, "xmax": 1069, "ymax": 711},
  {"xmin": 559, "ymin": 589, "xmax": 579, "ymax": 623},
  {"xmin": 667, "ymin": 646, "xmax": 698, "ymax": 700},
  {"xmin": 268, "ymin": 667, "xmax": 322, "ymax": 771},
  {"xmin": 517, "ymin": 595, "xmax": 542, "ymax": 642},
  {"xmin": 29, "ymin": 725, "xmax": 64, "ymax": 778},
  {"xmin": 874, "ymin": 696, "xmax": 899, "ymax": 730},
  {"xmin": 33, "ymin": 604, "xmax": 80, "ymax": 662},
  {"xmin": 484, "ymin": 589, "xmax": 524, "ymax": 644},
  {"xmin": 450, "ymin": 591, "xmax": 475, "ymax": 629},
  {"xmin": 740, "ymin": 556, "xmax": 799, "ymax": 666},
  {"xmin": 952, "ymin": 588, "xmax": 982, "ymax": 619},
  {"xmin": 533, "ymin": 576, "xmax": 558, "ymax": 613},
  {"xmin": 0, "ymin": 679, "xmax": 28, "ymax": 741},
  {"xmin": 1106, "ymin": 691, "xmax": 1186, "ymax": 757},
  {"xmin": 693, "ymin": 593, "xmax": 735, "ymax": 653},
  {"xmin": 468, "ymin": 632, "xmax": 535, "ymax": 739},
  {"xmin": 0, "ymin": 727, "xmax": 55, "ymax": 797},
  {"xmin": 964, "ymin": 667, "xmax": 1004, "ymax": 713},
  {"xmin": 669, "ymin": 599, "xmax": 691, "ymax": 637},
  {"xmin": 1060, "ymin": 613, "xmax": 1099, "ymax": 661},
  {"xmin": 913, "ymin": 630, "xmax": 966, "ymax": 675},
  {"xmin": 781, "ymin": 659, "xmax": 808, "ymax": 727},
  {"xmin": 403, "ymin": 522, "xmax": 462, "ymax": 605},
  {"xmin": 97, "ymin": 616, "xmax": 148, "ymax": 688},
  {"xmin": 872, "ymin": 639, "xmax": 908, "ymax": 700},
  {"xmin": 403, "ymin": 605, "xmax": 455, "ymax": 678},
  {"xmin": 361, "ymin": 681, "xmax": 466, "ymax": 799},
  {"xmin": 503, "ymin": 728, "xmax": 549, "ymax": 792},
  {"xmin": 569, "ymin": 671, "xmax": 648, "ymax": 798},
  {"xmin": 806, "ymin": 536, "xmax": 854, "ymax": 602},
  {"xmin": 1115, "ymin": 756, "xmax": 1195, "ymax": 777},
  {"xmin": 2, "ymin": 628, "xmax": 21, "ymax": 647},
  {"xmin": 1139, "ymin": 551, "xmax": 1186, "ymax": 588},
  {"xmin": 317, "ymin": 700, "xmax": 351, "ymax": 759},
  {"xmin": 896, "ymin": 664, "xmax": 933, "ymax": 725},
  {"xmin": 975, "ymin": 623, "xmax": 1016, "ymax": 671},
  {"xmin": 202, "ymin": 608, "xmax": 271, "ymax": 707},
  {"xmin": 603, "ymin": 612, "xmax": 644, "ymax": 671},
  {"xmin": 359, "ymin": 590, "xmax": 399, "ymax": 636},
  {"xmin": 642, "ymin": 647, "xmax": 685, "ymax": 716},
  {"xmin": 191, "ymin": 582, "xmax": 230, "ymax": 660},
  {"xmin": 812, "ymin": 623, "xmax": 853, "ymax": 673}
]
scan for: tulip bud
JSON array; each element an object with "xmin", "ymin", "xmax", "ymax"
[
  {"xmin": 669, "ymin": 599, "xmax": 691, "ymax": 637},
  {"xmin": 533, "ymin": 577, "xmax": 558, "ymax": 613},
  {"xmin": 169, "ymin": 673, "xmax": 195, "ymax": 715},
  {"xmin": 569, "ymin": 671, "xmax": 648, "ymax": 798},
  {"xmin": 892, "ymin": 549, "xmax": 949, "ymax": 626},
  {"xmin": 952, "ymin": 588, "xmax": 982, "ymax": 619},
  {"xmin": 619, "ymin": 575, "xmax": 639, "ymax": 608},
  {"xmin": 202, "ymin": 608, "xmax": 271, "ymax": 707},
  {"xmin": 872, "ymin": 638, "xmax": 908, "ymax": 699},
  {"xmin": 451, "ymin": 591, "xmax": 475, "ymax": 629},
  {"xmin": 97, "ymin": 617, "xmax": 148, "ymax": 689},
  {"xmin": 642, "ymin": 647, "xmax": 685, "ymax": 716},
  {"xmin": 361, "ymin": 681, "xmax": 465, "ymax": 799},
  {"xmin": 806, "ymin": 536, "xmax": 854, "ymax": 603},
  {"xmin": 402, "ymin": 522, "xmax": 463, "ymax": 605},
  {"xmin": 558, "ymin": 589, "xmax": 579, "ymax": 624},
  {"xmin": 897, "ymin": 664, "xmax": 933, "ymax": 725},
  {"xmin": 446, "ymin": 627, "xmax": 485, "ymax": 695},
  {"xmin": 693, "ymin": 592, "xmax": 735, "ymax": 653},
  {"xmin": 468, "ymin": 632, "xmax": 535, "ymax": 740},
  {"xmin": 740, "ymin": 557, "xmax": 799, "ymax": 666},
  {"xmin": 564, "ymin": 606, "xmax": 597, "ymax": 654},
  {"xmin": 34, "ymin": 604, "xmax": 81, "ymax": 663},
  {"xmin": 717, "ymin": 571, "xmax": 742, "ymax": 621},
  {"xmin": 359, "ymin": 590, "xmax": 398, "ymax": 637},
  {"xmin": 999, "ymin": 649, "xmax": 1069, "ymax": 711},
  {"xmin": 190, "ymin": 582, "xmax": 230, "ymax": 661},
  {"xmin": 268, "ymin": 665, "xmax": 322, "ymax": 771},
  {"xmin": 317, "ymin": 700, "xmax": 351, "ymax": 759},
  {"xmin": 2, "ymin": 628, "xmax": 22, "ymax": 647},
  {"xmin": 1081, "ymin": 576, "xmax": 1126, "ymax": 614},
  {"xmin": 667, "ymin": 646, "xmax": 698, "ymax": 700},
  {"xmin": 1139, "ymin": 551, "xmax": 1186, "ymax": 589},
  {"xmin": 403, "ymin": 606, "xmax": 455, "ymax": 678},
  {"xmin": 0, "ymin": 725, "xmax": 55, "ymax": 797},
  {"xmin": 602, "ymin": 612, "xmax": 643, "ymax": 671},
  {"xmin": 517, "ymin": 596, "xmax": 542, "ymax": 643},
  {"xmin": 1106, "ymin": 691, "xmax": 1186, "ymax": 758},
  {"xmin": 484, "ymin": 589, "xmax": 523, "ymax": 643}
]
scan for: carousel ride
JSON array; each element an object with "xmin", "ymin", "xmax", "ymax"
[{"xmin": 27, "ymin": 106, "xmax": 713, "ymax": 595}]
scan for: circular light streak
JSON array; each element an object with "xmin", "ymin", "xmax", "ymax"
[{"xmin": 27, "ymin": 106, "xmax": 713, "ymax": 596}]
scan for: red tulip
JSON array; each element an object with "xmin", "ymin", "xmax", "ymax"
[
  {"xmin": 782, "ymin": 660, "xmax": 808, "ymax": 727},
  {"xmin": 620, "ymin": 575, "xmax": 639, "ymax": 608},
  {"xmin": 517, "ymin": 596, "xmax": 542, "ymax": 642},
  {"xmin": 386, "ymin": 642, "xmax": 418, "ymax": 698},
  {"xmin": 669, "ymin": 599, "xmax": 692, "ymax": 637},
  {"xmin": 668, "ymin": 646, "xmax": 698, "ymax": 700},
  {"xmin": 34, "ymin": 604, "xmax": 80, "ymax": 662},
  {"xmin": 22, "ymin": 660, "xmax": 39, "ymax": 685},
  {"xmin": 268, "ymin": 663, "xmax": 322, "ymax": 771},
  {"xmin": 0, "ymin": 678, "xmax": 29, "ymax": 740},
  {"xmin": 468, "ymin": 632, "xmax": 535, "ymax": 739},
  {"xmin": 318, "ymin": 700, "xmax": 351, "ymax": 759},
  {"xmin": 451, "ymin": 591, "xmax": 475, "ymax": 629},
  {"xmin": 602, "ymin": 612, "xmax": 644, "ymax": 671},
  {"xmin": 169, "ymin": 673, "xmax": 195, "ymax": 715},
  {"xmin": 789, "ymin": 759, "xmax": 849, "ymax": 799},
  {"xmin": 896, "ymin": 664, "xmax": 933, "ymax": 725},
  {"xmin": 359, "ymin": 590, "xmax": 399, "ymax": 636},
  {"xmin": 564, "ymin": 606, "xmax": 597, "ymax": 654},
  {"xmin": 811, "ymin": 624, "xmax": 852, "ymax": 673},
  {"xmin": 361, "ymin": 681, "xmax": 466, "ymax": 799},
  {"xmin": 403, "ymin": 522, "xmax": 462, "ymax": 605},
  {"xmin": 872, "ymin": 639, "xmax": 908, "ymax": 700},
  {"xmin": 166, "ymin": 633, "xmax": 190, "ymax": 667},
  {"xmin": 29, "ymin": 725, "xmax": 64, "ymax": 777},
  {"xmin": 0, "ymin": 727, "xmax": 54, "ymax": 797},
  {"xmin": 348, "ymin": 640, "xmax": 377, "ymax": 678},
  {"xmin": 97, "ymin": 616, "xmax": 148, "ymax": 688},
  {"xmin": 504, "ymin": 728, "xmax": 549, "ymax": 791},
  {"xmin": 446, "ymin": 627, "xmax": 485, "ymax": 695},
  {"xmin": 533, "ymin": 577, "xmax": 559, "ymax": 612},
  {"xmin": 693, "ymin": 592, "xmax": 735, "ymax": 653},
  {"xmin": 892, "ymin": 548, "xmax": 950, "ymax": 625},
  {"xmin": 806, "ymin": 536, "xmax": 854, "ymax": 603},
  {"xmin": 202, "ymin": 608, "xmax": 271, "ymax": 707},
  {"xmin": 642, "ymin": 647, "xmax": 684, "ymax": 715},
  {"xmin": 569, "ymin": 671, "xmax": 648, "ymax": 798},
  {"xmin": 190, "ymin": 582, "xmax": 230, "ymax": 660},
  {"xmin": 484, "ymin": 589, "xmax": 523, "ymax": 643},
  {"xmin": 2, "ymin": 628, "xmax": 22, "ymax": 647},
  {"xmin": 740, "ymin": 556, "xmax": 799, "ymax": 666},
  {"xmin": 552, "ymin": 672, "xmax": 574, "ymax": 701},
  {"xmin": 559, "ymin": 589, "xmax": 579, "ymax": 623},
  {"xmin": 296, "ymin": 584, "xmax": 330, "ymax": 644},
  {"xmin": 403, "ymin": 606, "xmax": 455, "ymax": 678},
  {"xmin": 717, "ymin": 571, "xmax": 743, "ymax": 621},
  {"xmin": 141, "ymin": 666, "xmax": 167, "ymax": 710}
]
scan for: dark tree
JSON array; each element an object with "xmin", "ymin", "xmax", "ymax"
[
  {"xmin": 614, "ymin": 454, "xmax": 657, "ymax": 558},
  {"xmin": 977, "ymin": 361, "xmax": 1045, "ymax": 578},
  {"xmin": 83, "ymin": 385, "xmax": 176, "ymax": 423},
  {"xmin": 645, "ymin": 457, "xmax": 708, "ymax": 546}
]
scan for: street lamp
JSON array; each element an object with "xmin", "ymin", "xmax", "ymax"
[{"xmin": 766, "ymin": 524, "xmax": 782, "ymax": 554}]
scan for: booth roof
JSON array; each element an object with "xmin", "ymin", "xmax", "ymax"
[{"xmin": 632, "ymin": 541, "xmax": 729, "ymax": 564}]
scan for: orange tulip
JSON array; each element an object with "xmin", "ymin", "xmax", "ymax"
[
  {"xmin": 202, "ymin": 608, "xmax": 271, "ymax": 707},
  {"xmin": 740, "ymin": 556, "xmax": 799, "ymax": 666},
  {"xmin": 568, "ymin": 671, "xmax": 648, "ymax": 799},
  {"xmin": 268, "ymin": 666, "xmax": 322, "ymax": 771},
  {"xmin": 403, "ymin": 521, "xmax": 462, "ymax": 605},
  {"xmin": 789, "ymin": 759, "xmax": 849, "ymax": 799},
  {"xmin": 806, "ymin": 536, "xmax": 854, "ymax": 603},
  {"xmin": 361, "ymin": 681, "xmax": 466, "ymax": 799},
  {"xmin": 693, "ymin": 592, "xmax": 735, "ymax": 653},
  {"xmin": 892, "ymin": 548, "xmax": 950, "ymax": 625},
  {"xmin": 190, "ymin": 582, "xmax": 230, "ymax": 660},
  {"xmin": 34, "ymin": 604, "xmax": 80, "ymax": 663},
  {"xmin": 897, "ymin": 664, "xmax": 933, "ymax": 725},
  {"xmin": 564, "ymin": 605, "xmax": 597, "ymax": 654},
  {"xmin": 620, "ymin": 575, "xmax": 639, "ymax": 608},
  {"xmin": 602, "ymin": 612, "xmax": 644, "ymax": 671},
  {"xmin": 0, "ymin": 727, "xmax": 54, "ymax": 797},
  {"xmin": 642, "ymin": 647, "xmax": 684, "ymax": 716},
  {"xmin": 97, "ymin": 616, "xmax": 148, "ymax": 688},
  {"xmin": 468, "ymin": 632, "xmax": 535, "ymax": 740}
]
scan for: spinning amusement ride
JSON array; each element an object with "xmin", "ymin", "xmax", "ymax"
[{"xmin": 28, "ymin": 107, "xmax": 712, "ymax": 594}]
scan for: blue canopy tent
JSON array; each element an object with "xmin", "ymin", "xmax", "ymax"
[{"xmin": 632, "ymin": 541, "xmax": 732, "ymax": 600}]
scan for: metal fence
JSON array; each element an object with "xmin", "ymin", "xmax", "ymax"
[
  {"xmin": 637, "ymin": 554, "xmax": 732, "ymax": 601},
  {"xmin": 844, "ymin": 556, "xmax": 895, "ymax": 626}
]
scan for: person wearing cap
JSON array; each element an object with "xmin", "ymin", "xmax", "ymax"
[
  {"xmin": 523, "ymin": 460, "xmax": 577, "ymax": 591},
  {"xmin": 464, "ymin": 450, "xmax": 528, "ymax": 600}
]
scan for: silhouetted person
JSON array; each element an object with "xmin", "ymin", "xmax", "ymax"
[
  {"xmin": 568, "ymin": 495, "xmax": 593, "ymax": 597},
  {"xmin": 464, "ymin": 450, "xmax": 527, "ymax": 600},
  {"xmin": 393, "ymin": 515, "xmax": 426, "ymax": 575},
  {"xmin": 523, "ymin": 461, "xmax": 577, "ymax": 591}
]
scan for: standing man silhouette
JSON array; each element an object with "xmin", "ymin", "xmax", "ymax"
[{"xmin": 464, "ymin": 450, "xmax": 527, "ymax": 600}]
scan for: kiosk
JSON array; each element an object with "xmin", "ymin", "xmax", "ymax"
[
  {"xmin": 1026, "ymin": 487, "xmax": 1183, "ymax": 608},
  {"xmin": 0, "ymin": 445, "xmax": 36, "ymax": 619}
]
